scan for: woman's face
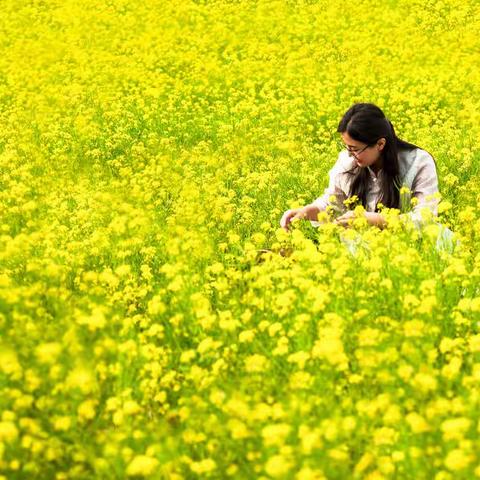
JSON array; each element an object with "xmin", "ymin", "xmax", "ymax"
[{"xmin": 341, "ymin": 131, "xmax": 386, "ymax": 169}]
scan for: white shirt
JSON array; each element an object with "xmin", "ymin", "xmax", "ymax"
[{"xmin": 311, "ymin": 148, "xmax": 439, "ymax": 223}]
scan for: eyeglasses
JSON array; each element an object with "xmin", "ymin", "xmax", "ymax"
[{"xmin": 337, "ymin": 140, "xmax": 371, "ymax": 158}]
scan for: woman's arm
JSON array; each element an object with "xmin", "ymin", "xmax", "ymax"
[
  {"xmin": 335, "ymin": 210, "xmax": 387, "ymax": 229},
  {"xmin": 280, "ymin": 204, "xmax": 322, "ymax": 231},
  {"xmin": 281, "ymin": 152, "xmax": 352, "ymax": 231},
  {"xmin": 404, "ymin": 150, "xmax": 439, "ymax": 225},
  {"xmin": 310, "ymin": 151, "xmax": 351, "ymax": 218}
]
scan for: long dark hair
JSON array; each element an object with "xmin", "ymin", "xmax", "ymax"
[{"xmin": 337, "ymin": 103, "xmax": 420, "ymax": 210}]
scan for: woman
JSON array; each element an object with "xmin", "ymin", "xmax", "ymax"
[{"xmin": 280, "ymin": 103, "xmax": 440, "ymax": 232}]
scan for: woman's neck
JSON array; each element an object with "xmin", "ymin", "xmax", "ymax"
[{"xmin": 370, "ymin": 157, "xmax": 383, "ymax": 174}]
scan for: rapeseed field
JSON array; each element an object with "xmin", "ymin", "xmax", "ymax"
[{"xmin": 1, "ymin": 0, "xmax": 480, "ymax": 478}]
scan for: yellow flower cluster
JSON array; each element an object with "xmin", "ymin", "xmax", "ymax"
[{"xmin": 1, "ymin": 0, "xmax": 480, "ymax": 478}]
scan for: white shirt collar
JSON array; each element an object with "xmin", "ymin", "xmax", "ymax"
[{"xmin": 367, "ymin": 166, "xmax": 382, "ymax": 179}]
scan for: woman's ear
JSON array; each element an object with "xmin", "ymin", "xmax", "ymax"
[{"xmin": 377, "ymin": 138, "xmax": 386, "ymax": 151}]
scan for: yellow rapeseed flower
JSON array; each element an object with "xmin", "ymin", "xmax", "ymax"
[
  {"xmin": 261, "ymin": 423, "xmax": 291, "ymax": 447},
  {"xmin": 190, "ymin": 458, "xmax": 216, "ymax": 474},
  {"xmin": 244, "ymin": 354, "xmax": 269, "ymax": 373},
  {"xmin": 0, "ymin": 421, "xmax": 19, "ymax": 443},
  {"xmin": 78, "ymin": 399, "xmax": 98, "ymax": 421},
  {"xmin": 126, "ymin": 455, "xmax": 159, "ymax": 477},
  {"xmin": 441, "ymin": 418, "xmax": 471, "ymax": 441},
  {"xmin": 34, "ymin": 342, "xmax": 62, "ymax": 364},
  {"xmin": 406, "ymin": 412, "xmax": 430, "ymax": 433},
  {"xmin": 265, "ymin": 454, "xmax": 292, "ymax": 478},
  {"xmin": 444, "ymin": 449, "xmax": 472, "ymax": 471}
]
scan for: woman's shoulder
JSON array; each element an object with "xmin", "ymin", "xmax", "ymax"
[
  {"xmin": 399, "ymin": 147, "xmax": 435, "ymax": 164},
  {"xmin": 398, "ymin": 147, "xmax": 437, "ymax": 187},
  {"xmin": 398, "ymin": 147, "xmax": 436, "ymax": 174}
]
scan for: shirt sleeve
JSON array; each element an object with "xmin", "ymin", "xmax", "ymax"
[
  {"xmin": 405, "ymin": 150, "xmax": 439, "ymax": 224},
  {"xmin": 310, "ymin": 151, "xmax": 350, "ymax": 213}
]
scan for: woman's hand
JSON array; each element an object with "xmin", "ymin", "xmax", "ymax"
[
  {"xmin": 365, "ymin": 211, "xmax": 386, "ymax": 229},
  {"xmin": 280, "ymin": 205, "xmax": 320, "ymax": 232},
  {"xmin": 334, "ymin": 210, "xmax": 356, "ymax": 228},
  {"xmin": 335, "ymin": 211, "xmax": 386, "ymax": 229}
]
